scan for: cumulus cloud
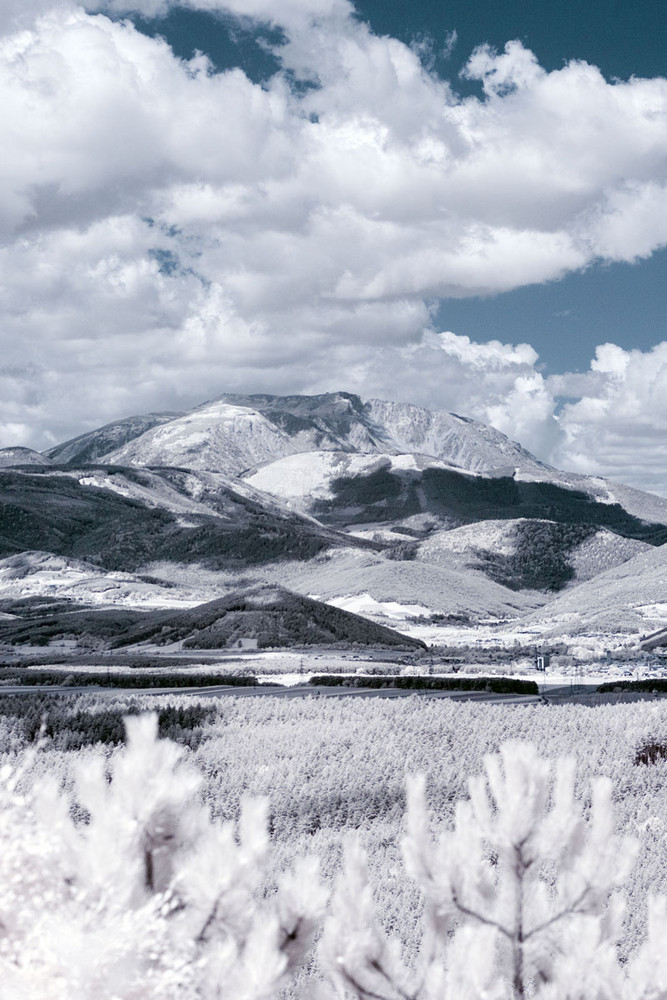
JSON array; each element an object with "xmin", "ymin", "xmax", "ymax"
[
  {"xmin": 550, "ymin": 344, "xmax": 667, "ymax": 494},
  {"xmin": 358, "ymin": 334, "xmax": 667, "ymax": 495},
  {"xmin": 1, "ymin": 0, "xmax": 667, "ymax": 492},
  {"xmin": 85, "ymin": 0, "xmax": 354, "ymax": 32},
  {"xmin": 349, "ymin": 331, "xmax": 561, "ymax": 461}
]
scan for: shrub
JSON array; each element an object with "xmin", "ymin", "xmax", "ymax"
[
  {"xmin": 634, "ymin": 741, "xmax": 667, "ymax": 766},
  {"xmin": 0, "ymin": 716, "xmax": 326, "ymax": 998}
]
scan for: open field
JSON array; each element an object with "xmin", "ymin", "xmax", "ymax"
[{"xmin": 3, "ymin": 640, "xmax": 667, "ymax": 692}]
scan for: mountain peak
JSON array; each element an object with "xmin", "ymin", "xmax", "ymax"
[
  {"xmin": 40, "ymin": 390, "xmax": 552, "ymax": 479},
  {"xmin": 365, "ymin": 397, "xmax": 544, "ymax": 475}
]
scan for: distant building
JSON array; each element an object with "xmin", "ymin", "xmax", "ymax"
[{"xmin": 534, "ymin": 648, "xmax": 550, "ymax": 672}]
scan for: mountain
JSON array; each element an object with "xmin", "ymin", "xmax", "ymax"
[
  {"xmin": 103, "ymin": 401, "xmax": 299, "ymax": 475},
  {"xmin": 44, "ymin": 412, "xmax": 182, "ymax": 465},
  {"xmin": 248, "ymin": 452, "xmax": 667, "ymax": 549},
  {"xmin": 245, "ymin": 451, "xmax": 458, "ymax": 512},
  {"xmin": 364, "ymin": 398, "xmax": 542, "ymax": 475},
  {"xmin": 212, "ymin": 392, "xmax": 397, "ymax": 453},
  {"xmin": 97, "ymin": 391, "xmax": 543, "ymax": 477},
  {"xmin": 0, "ymin": 551, "xmax": 215, "ymax": 610},
  {"xmin": 0, "ymin": 466, "xmax": 368, "ymax": 572},
  {"xmin": 260, "ymin": 547, "xmax": 546, "ymax": 622},
  {"xmin": 414, "ymin": 521, "xmax": 651, "ymax": 591},
  {"xmin": 1, "ymin": 389, "xmax": 665, "ymax": 649},
  {"xmin": 519, "ymin": 543, "xmax": 667, "ymax": 640},
  {"xmin": 82, "ymin": 391, "xmax": 667, "ymax": 529},
  {"xmin": 109, "ymin": 585, "xmax": 426, "ymax": 651}
]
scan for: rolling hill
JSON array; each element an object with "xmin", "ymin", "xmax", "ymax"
[
  {"xmin": 0, "ymin": 466, "xmax": 367, "ymax": 572},
  {"xmin": 44, "ymin": 412, "xmax": 182, "ymax": 465},
  {"xmin": 0, "ymin": 584, "xmax": 425, "ymax": 652},
  {"xmin": 519, "ymin": 543, "xmax": 667, "ymax": 639}
]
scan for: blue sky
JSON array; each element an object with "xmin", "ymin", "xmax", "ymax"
[
  {"xmin": 1, "ymin": 0, "xmax": 667, "ymax": 492},
  {"xmin": 137, "ymin": 0, "xmax": 667, "ymax": 87},
  {"xmin": 133, "ymin": 0, "xmax": 667, "ymax": 376},
  {"xmin": 357, "ymin": 0, "xmax": 667, "ymax": 376}
]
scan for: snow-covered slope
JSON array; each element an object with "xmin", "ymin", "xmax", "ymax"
[
  {"xmin": 260, "ymin": 547, "xmax": 545, "ymax": 622},
  {"xmin": 416, "ymin": 520, "xmax": 650, "ymax": 585},
  {"xmin": 368, "ymin": 399, "xmax": 667, "ymax": 525},
  {"xmin": 0, "ymin": 463, "xmax": 360, "ymax": 574},
  {"xmin": 214, "ymin": 391, "xmax": 395, "ymax": 454},
  {"xmin": 38, "ymin": 392, "xmax": 667, "ymax": 531},
  {"xmin": 567, "ymin": 530, "xmax": 650, "ymax": 583},
  {"xmin": 366, "ymin": 398, "xmax": 544, "ymax": 475},
  {"xmin": 101, "ymin": 393, "xmax": 399, "ymax": 475},
  {"xmin": 0, "ymin": 552, "xmax": 208, "ymax": 609},
  {"xmin": 520, "ymin": 544, "xmax": 667, "ymax": 638},
  {"xmin": 219, "ymin": 392, "xmax": 543, "ymax": 473},
  {"xmin": 89, "ymin": 391, "xmax": 548, "ymax": 480},
  {"xmin": 246, "ymin": 450, "xmax": 666, "ymax": 586},
  {"xmin": 416, "ymin": 521, "xmax": 521, "ymax": 569},
  {"xmin": 514, "ymin": 470, "xmax": 667, "ymax": 527},
  {"xmin": 103, "ymin": 402, "xmax": 298, "ymax": 475},
  {"xmin": 56, "ymin": 464, "xmax": 309, "ymax": 523},
  {"xmin": 245, "ymin": 451, "xmax": 460, "ymax": 513},
  {"xmin": 44, "ymin": 412, "xmax": 181, "ymax": 464}
]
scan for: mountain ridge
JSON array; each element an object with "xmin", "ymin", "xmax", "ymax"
[
  {"xmin": 29, "ymin": 389, "xmax": 665, "ymax": 520},
  {"xmin": 45, "ymin": 391, "xmax": 547, "ymax": 478},
  {"xmin": 40, "ymin": 391, "xmax": 666, "ymax": 528},
  {"xmin": 0, "ymin": 390, "xmax": 664, "ymax": 652}
]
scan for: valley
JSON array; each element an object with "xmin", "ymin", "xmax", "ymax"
[{"xmin": 1, "ymin": 390, "xmax": 666, "ymax": 686}]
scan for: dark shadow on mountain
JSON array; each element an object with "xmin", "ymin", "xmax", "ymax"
[{"xmin": 313, "ymin": 467, "xmax": 667, "ymax": 545}]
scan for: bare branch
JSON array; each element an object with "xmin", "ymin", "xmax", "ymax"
[
  {"xmin": 524, "ymin": 885, "xmax": 593, "ymax": 941},
  {"xmin": 195, "ymin": 897, "xmax": 222, "ymax": 945},
  {"xmin": 451, "ymin": 889, "xmax": 513, "ymax": 941}
]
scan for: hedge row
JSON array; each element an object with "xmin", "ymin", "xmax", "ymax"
[
  {"xmin": 597, "ymin": 679, "xmax": 667, "ymax": 694},
  {"xmin": 307, "ymin": 675, "xmax": 539, "ymax": 694},
  {"xmin": 0, "ymin": 654, "xmax": 246, "ymax": 668},
  {"xmin": 0, "ymin": 670, "xmax": 270, "ymax": 689}
]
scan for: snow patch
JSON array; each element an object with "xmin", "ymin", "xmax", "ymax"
[
  {"xmin": 325, "ymin": 593, "xmax": 434, "ymax": 620},
  {"xmin": 0, "ymin": 552, "xmax": 211, "ymax": 609}
]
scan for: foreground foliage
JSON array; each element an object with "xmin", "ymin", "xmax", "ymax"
[
  {"xmin": 0, "ymin": 716, "xmax": 326, "ymax": 999},
  {"xmin": 5, "ymin": 715, "xmax": 667, "ymax": 997}
]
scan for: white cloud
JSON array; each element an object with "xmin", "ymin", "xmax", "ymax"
[
  {"xmin": 320, "ymin": 329, "xmax": 560, "ymax": 461},
  {"xmin": 1, "ymin": 1, "xmax": 667, "ymax": 493},
  {"xmin": 550, "ymin": 344, "xmax": 667, "ymax": 493},
  {"xmin": 436, "ymin": 331, "xmax": 537, "ymax": 369},
  {"xmin": 86, "ymin": 0, "xmax": 353, "ymax": 30},
  {"xmin": 463, "ymin": 39, "xmax": 544, "ymax": 96},
  {"xmin": 355, "ymin": 334, "xmax": 667, "ymax": 495}
]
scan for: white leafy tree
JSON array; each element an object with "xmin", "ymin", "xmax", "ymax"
[
  {"xmin": 0, "ymin": 715, "xmax": 327, "ymax": 1000},
  {"xmin": 4, "ymin": 721, "xmax": 667, "ymax": 999},
  {"xmin": 319, "ymin": 742, "xmax": 667, "ymax": 1000}
]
